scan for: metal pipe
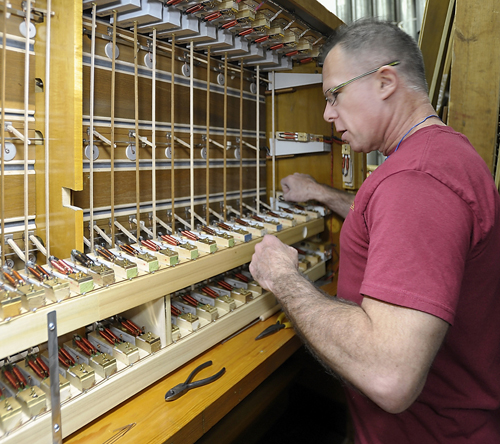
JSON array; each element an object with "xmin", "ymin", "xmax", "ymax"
[
  {"xmin": 110, "ymin": 10, "xmax": 117, "ymax": 246},
  {"xmin": 397, "ymin": 0, "xmax": 417, "ymax": 40},
  {"xmin": 134, "ymin": 21, "xmax": 141, "ymax": 240},
  {"xmin": 1, "ymin": 0, "xmax": 7, "ymax": 265},
  {"xmin": 89, "ymin": 3, "xmax": 96, "ymax": 252},
  {"xmin": 171, "ymin": 34, "xmax": 176, "ymax": 232},
  {"xmin": 373, "ymin": 0, "xmax": 396, "ymax": 22},
  {"xmin": 352, "ymin": 0, "xmax": 372, "ymax": 21},
  {"xmin": 256, "ymin": 65, "xmax": 260, "ymax": 212},
  {"xmin": 190, "ymin": 40, "xmax": 194, "ymax": 229},
  {"xmin": 206, "ymin": 46, "xmax": 210, "ymax": 224},
  {"xmin": 223, "ymin": 53, "xmax": 228, "ymax": 221},
  {"xmin": 271, "ymin": 70, "xmax": 276, "ymax": 210},
  {"xmin": 152, "ymin": 28, "xmax": 157, "ymax": 239},
  {"xmin": 239, "ymin": 58, "xmax": 243, "ymax": 216},
  {"xmin": 23, "ymin": 0, "xmax": 32, "ymax": 262},
  {"xmin": 335, "ymin": 0, "xmax": 352, "ymax": 24}
]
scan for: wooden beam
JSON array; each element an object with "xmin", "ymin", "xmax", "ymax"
[
  {"xmin": 448, "ymin": 0, "xmax": 500, "ymax": 171},
  {"xmin": 275, "ymin": 0, "xmax": 343, "ymax": 35}
]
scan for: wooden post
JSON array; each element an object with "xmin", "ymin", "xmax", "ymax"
[{"xmin": 448, "ymin": 0, "xmax": 500, "ymax": 171}]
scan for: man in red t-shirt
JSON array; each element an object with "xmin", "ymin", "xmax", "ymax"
[{"xmin": 250, "ymin": 19, "xmax": 500, "ymax": 443}]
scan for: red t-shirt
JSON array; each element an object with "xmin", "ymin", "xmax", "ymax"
[{"xmin": 338, "ymin": 125, "xmax": 500, "ymax": 443}]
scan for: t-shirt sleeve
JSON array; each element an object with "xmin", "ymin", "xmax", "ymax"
[{"xmin": 359, "ymin": 170, "xmax": 473, "ymax": 324}]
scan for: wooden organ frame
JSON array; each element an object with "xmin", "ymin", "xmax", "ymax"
[{"xmin": 0, "ymin": 1, "xmax": 340, "ymax": 442}]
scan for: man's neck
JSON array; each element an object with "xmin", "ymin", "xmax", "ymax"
[{"xmin": 381, "ymin": 101, "xmax": 443, "ymax": 156}]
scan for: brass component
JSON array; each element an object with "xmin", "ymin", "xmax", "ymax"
[
  {"xmin": 283, "ymin": 30, "xmax": 299, "ymax": 46},
  {"xmin": 136, "ymin": 331, "xmax": 161, "ymax": 353},
  {"xmin": 236, "ymin": 8, "xmax": 255, "ymax": 21},
  {"xmin": 298, "ymin": 259, "xmax": 310, "ymax": 272},
  {"xmin": 171, "ymin": 325, "xmax": 181, "ymax": 342},
  {"xmin": 253, "ymin": 13, "xmax": 270, "ymax": 30},
  {"xmin": 204, "ymin": 231, "xmax": 234, "ymax": 248},
  {"xmin": 66, "ymin": 363, "xmax": 95, "ymax": 391},
  {"xmin": 173, "ymin": 243, "xmax": 199, "ymax": 260},
  {"xmin": 43, "ymin": 278, "xmax": 71, "ymax": 302},
  {"xmin": 17, "ymin": 283, "xmax": 46, "ymax": 311},
  {"xmin": 87, "ymin": 263, "xmax": 115, "ymax": 287},
  {"xmin": 215, "ymin": 295, "xmax": 236, "ymax": 312},
  {"xmin": 113, "ymin": 341, "xmax": 140, "ymax": 365},
  {"xmin": 305, "ymin": 253, "xmax": 320, "ymax": 266},
  {"xmin": 112, "ymin": 257, "xmax": 138, "ymax": 279},
  {"xmin": 16, "ymin": 386, "xmax": 46, "ymax": 417},
  {"xmin": 0, "ymin": 290, "xmax": 22, "ymax": 319},
  {"xmin": 40, "ymin": 374, "xmax": 71, "ymax": 401},
  {"xmin": 248, "ymin": 280, "xmax": 263, "ymax": 296},
  {"xmin": 67, "ymin": 271, "xmax": 94, "ymax": 294},
  {"xmin": 196, "ymin": 304, "xmax": 219, "ymax": 322},
  {"xmin": 218, "ymin": 0, "xmax": 238, "ymax": 13},
  {"xmin": 268, "ymin": 26, "xmax": 284, "ymax": 38},
  {"xmin": 153, "ymin": 248, "xmax": 179, "ymax": 266},
  {"xmin": 193, "ymin": 237, "xmax": 217, "ymax": 254},
  {"xmin": 134, "ymin": 252, "xmax": 160, "ymax": 272},
  {"xmin": 0, "ymin": 396, "xmax": 22, "ymax": 433},
  {"xmin": 176, "ymin": 313, "xmax": 200, "ymax": 332},
  {"xmin": 90, "ymin": 353, "xmax": 117, "ymax": 379},
  {"xmin": 231, "ymin": 287, "xmax": 252, "ymax": 304}
]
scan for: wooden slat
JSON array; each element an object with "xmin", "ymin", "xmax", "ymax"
[
  {"xmin": 0, "ymin": 218, "xmax": 323, "ymax": 358},
  {"xmin": 41, "ymin": 0, "xmax": 83, "ymax": 258},
  {"xmin": 448, "ymin": 0, "xmax": 500, "ymax": 171}
]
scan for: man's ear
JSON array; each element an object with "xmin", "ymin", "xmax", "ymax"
[{"xmin": 377, "ymin": 65, "xmax": 398, "ymax": 100}]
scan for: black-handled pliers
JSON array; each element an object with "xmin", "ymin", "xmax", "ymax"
[{"xmin": 165, "ymin": 360, "xmax": 226, "ymax": 402}]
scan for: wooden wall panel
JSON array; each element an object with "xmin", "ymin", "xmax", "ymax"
[
  {"xmin": 448, "ymin": 0, "xmax": 500, "ymax": 171},
  {"xmin": 76, "ymin": 18, "xmax": 267, "ymax": 248}
]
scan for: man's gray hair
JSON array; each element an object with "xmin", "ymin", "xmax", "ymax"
[{"xmin": 320, "ymin": 19, "xmax": 428, "ymax": 94}]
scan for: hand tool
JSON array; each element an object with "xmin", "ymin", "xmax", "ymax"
[
  {"xmin": 255, "ymin": 312, "xmax": 292, "ymax": 340},
  {"xmin": 165, "ymin": 361, "xmax": 225, "ymax": 401}
]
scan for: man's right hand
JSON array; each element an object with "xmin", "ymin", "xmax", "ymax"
[{"xmin": 281, "ymin": 173, "xmax": 321, "ymax": 203}]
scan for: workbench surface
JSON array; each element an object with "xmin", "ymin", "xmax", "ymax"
[{"xmin": 64, "ymin": 313, "xmax": 301, "ymax": 444}]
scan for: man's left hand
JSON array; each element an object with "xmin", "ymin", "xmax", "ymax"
[{"xmin": 249, "ymin": 235, "xmax": 299, "ymax": 294}]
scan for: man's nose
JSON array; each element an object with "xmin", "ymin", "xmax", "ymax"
[{"xmin": 323, "ymin": 103, "xmax": 338, "ymax": 123}]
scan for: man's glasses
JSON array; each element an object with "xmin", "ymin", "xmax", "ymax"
[{"xmin": 324, "ymin": 60, "xmax": 400, "ymax": 106}]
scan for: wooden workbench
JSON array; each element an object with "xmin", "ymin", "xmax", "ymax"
[{"xmin": 64, "ymin": 313, "xmax": 301, "ymax": 444}]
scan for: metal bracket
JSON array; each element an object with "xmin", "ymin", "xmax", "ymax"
[{"xmin": 47, "ymin": 311, "xmax": 62, "ymax": 444}]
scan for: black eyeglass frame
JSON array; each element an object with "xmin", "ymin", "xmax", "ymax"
[{"xmin": 324, "ymin": 60, "xmax": 401, "ymax": 106}]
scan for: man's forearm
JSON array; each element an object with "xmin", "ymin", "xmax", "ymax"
[
  {"xmin": 272, "ymin": 270, "xmax": 373, "ymax": 389},
  {"xmin": 316, "ymin": 184, "xmax": 354, "ymax": 219}
]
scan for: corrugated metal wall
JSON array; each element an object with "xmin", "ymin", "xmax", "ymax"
[{"xmin": 328, "ymin": 0, "xmax": 427, "ymax": 40}]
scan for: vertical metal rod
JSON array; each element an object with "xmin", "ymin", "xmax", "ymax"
[
  {"xmin": 205, "ymin": 47, "xmax": 210, "ymax": 224},
  {"xmin": 134, "ymin": 22, "xmax": 141, "ymax": 240},
  {"xmin": 23, "ymin": 0, "xmax": 32, "ymax": 262},
  {"xmin": 1, "ymin": 0, "xmax": 7, "ymax": 265},
  {"xmin": 170, "ymin": 34, "xmax": 176, "ymax": 232},
  {"xmin": 110, "ymin": 10, "xmax": 117, "ymax": 245},
  {"xmin": 89, "ymin": 3, "xmax": 96, "ymax": 252},
  {"xmin": 47, "ymin": 310, "xmax": 62, "ymax": 443},
  {"xmin": 189, "ymin": 41, "xmax": 194, "ymax": 229},
  {"xmin": 256, "ymin": 65, "xmax": 260, "ymax": 211},
  {"xmin": 223, "ymin": 53, "xmax": 228, "ymax": 221},
  {"xmin": 271, "ymin": 70, "xmax": 276, "ymax": 210},
  {"xmin": 44, "ymin": 0, "xmax": 52, "ymax": 258},
  {"xmin": 152, "ymin": 29, "xmax": 157, "ymax": 238},
  {"xmin": 239, "ymin": 59, "xmax": 243, "ymax": 216}
]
